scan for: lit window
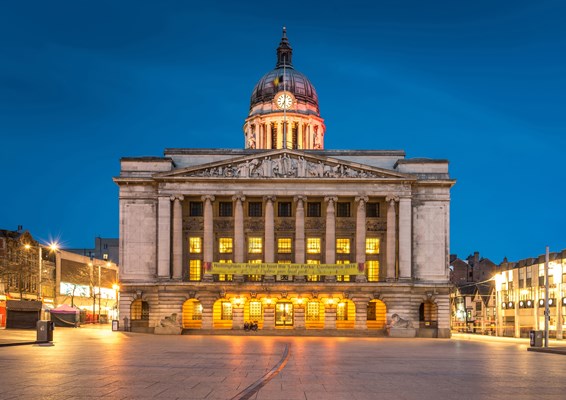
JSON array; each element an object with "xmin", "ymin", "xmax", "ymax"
[
  {"xmin": 366, "ymin": 238, "xmax": 380, "ymax": 254},
  {"xmin": 221, "ymin": 301, "xmax": 232, "ymax": 320},
  {"xmin": 307, "ymin": 238, "xmax": 321, "ymax": 254},
  {"xmin": 248, "ymin": 237, "xmax": 263, "ymax": 254},
  {"xmin": 189, "ymin": 237, "xmax": 202, "ymax": 253},
  {"xmin": 306, "ymin": 259, "xmax": 320, "ymax": 281},
  {"xmin": 103, "ymin": 253, "xmax": 108, "ymax": 260},
  {"xmin": 278, "ymin": 260, "xmax": 291, "ymax": 264},
  {"xmin": 337, "ymin": 302, "xmax": 348, "ymax": 320},
  {"xmin": 336, "ymin": 238, "xmax": 350, "ymax": 254},
  {"xmin": 248, "ymin": 259, "xmax": 262, "ymax": 264},
  {"xmin": 219, "ymin": 202, "xmax": 233, "ymax": 217},
  {"xmin": 278, "ymin": 238, "xmax": 292, "ymax": 253},
  {"xmin": 367, "ymin": 260, "xmax": 379, "ymax": 282},
  {"xmin": 189, "ymin": 260, "xmax": 201, "ymax": 281},
  {"xmin": 219, "ymin": 238, "xmax": 233, "ymax": 253},
  {"xmin": 336, "ymin": 260, "xmax": 351, "ymax": 282},
  {"xmin": 306, "ymin": 302, "xmax": 320, "ymax": 321},
  {"xmin": 249, "ymin": 301, "xmax": 263, "ymax": 320},
  {"xmin": 218, "ymin": 259, "xmax": 232, "ymax": 281}
]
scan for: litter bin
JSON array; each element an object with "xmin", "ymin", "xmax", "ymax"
[
  {"xmin": 112, "ymin": 320, "xmax": 119, "ymax": 331},
  {"xmin": 37, "ymin": 320, "xmax": 54, "ymax": 342},
  {"xmin": 530, "ymin": 330, "xmax": 543, "ymax": 347}
]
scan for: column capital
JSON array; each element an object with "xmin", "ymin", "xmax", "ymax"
[
  {"xmin": 294, "ymin": 195, "xmax": 307, "ymax": 203},
  {"xmin": 355, "ymin": 195, "xmax": 368, "ymax": 204},
  {"xmin": 324, "ymin": 196, "xmax": 337, "ymax": 204},
  {"xmin": 232, "ymin": 193, "xmax": 246, "ymax": 202},
  {"xmin": 386, "ymin": 194, "xmax": 399, "ymax": 203},
  {"xmin": 201, "ymin": 195, "xmax": 215, "ymax": 202},
  {"xmin": 263, "ymin": 195, "xmax": 276, "ymax": 202},
  {"xmin": 170, "ymin": 195, "xmax": 184, "ymax": 202}
]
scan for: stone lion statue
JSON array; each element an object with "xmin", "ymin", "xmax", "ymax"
[
  {"xmin": 388, "ymin": 313, "xmax": 413, "ymax": 329},
  {"xmin": 159, "ymin": 313, "xmax": 180, "ymax": 327}
]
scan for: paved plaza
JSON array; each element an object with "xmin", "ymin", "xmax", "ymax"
[{"xmin": 0, "ymin": 326, "xmax": 564, "ymax": 400}]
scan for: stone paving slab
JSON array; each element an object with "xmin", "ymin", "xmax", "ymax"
[{"xmin": 1, "ymin": 326, "xmax": 566, "ymax": 399}]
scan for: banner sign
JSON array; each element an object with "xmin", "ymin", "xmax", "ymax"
[{"xmin": 206, "ymin": 262, "xmax": 365, "ymax": 276}]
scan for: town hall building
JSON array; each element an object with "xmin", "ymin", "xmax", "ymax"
[{"xmin": 114, "ymin": 29, "xmax": 455, "ymax": 338}]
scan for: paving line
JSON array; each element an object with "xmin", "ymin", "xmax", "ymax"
[{"xmin": 229, "ymin": 343, "xmax": 290, "ymax": 400}]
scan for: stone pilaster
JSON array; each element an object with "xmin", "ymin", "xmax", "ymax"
[
  {"xmin": 157, "ymin": 196, "xmax": 171, "ymax": 279},
  {"xmin": 264, "ymin": 196, "xmax": 276, "ymax": 282},
  {"xmin": 202, "ymin": 195, "xmax": 215, "ymax": 282},
  {"xmin": 324, "ymin": 305, "xmax": 337, "ymax": 329},
  {"xmin": 263, "ymin": 303, "xmax": 275, "ymax": 330},
  {"xmin": 294, "ymin": 196, "xmax": 306, "ymax": 264},
  {"xmin": 398, "ymin": 196, "xmax": 412, "ymax": 280},
  {"xmin": 232, "ymin": 302, "xmax": 244, "ymax": 330},
  {"xmin": 352, "ymin": 296, "xmax": 369, "ymax": 330},
  {"xmin": 325, "ymin": 196, "xmax": 337, "ymax": 263},
  {"xmin": 355, "ymin": 196, "xmax": 368, "ymax": 283},
  {"xmin": 172, "ymin": 195, "xmax": 184, "ymax": 280},
  {"xmin": 294, "ymin": 303, "xmax": 305, "ymax": 329},
  {"xmin": 233, "ymin": 194, "xmax": 245, "ymax": 283},
  {"xmin": 386, "ymin": 195, "xmax": 398, "ymax": 281},
  {"xmin": 199, "ymin": 295, "xmax": 216, "ymax": 330}
]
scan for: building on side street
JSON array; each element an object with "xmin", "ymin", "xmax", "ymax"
[
  {"xmin": 67, "ymin": 237, "xmax": 119, "ymax": 265},
  {"xmin": 494, "ymin": 249, "xmax": 566, "ymax": 339},
  {"xmin": 114, "ymin": 29, "xmax": 455, "ymax": 337}
]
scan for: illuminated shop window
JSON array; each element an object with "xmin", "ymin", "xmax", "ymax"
[
  {"xmin": 336, "ymin": 238, "xmax": 350, "ymax": 254},
  {"xmin": 366, "ymin": 238, "xmax": 380, "ymax": 255},
  {"xmin": 189, "ymin": 237, "xmax": 202, "ymax": 253},
  {"xmin": 221, "ymin": 301, "xmax": 233, "ymax": 320},
  {"xmin": 306, "ymin": 302, "xmax": 320, "ymax": 321},
  {"xmin": 278, "ymin": 238, "xmax": 292, "ymax": 253},
  {"xmin": 367, "ymin": 260, "xmax": 379, "ymax": 282},
  {"xmin": 189, "ymin": 260, "xmax": 201, "ymax": 281},
  {"xmin": 248, "ymin": 237, "xmax": 263, "ymax": 254},
  {"xmin": 249, "ymin": 301, "xmax": 262, "ymax": 320},
  {"xmin": 219, "ymin": 238, "xmax": 233, "ymax": 253},
  {"xmin": 307, "ymin": 238, "xmax": 321, "ymax": 254}
]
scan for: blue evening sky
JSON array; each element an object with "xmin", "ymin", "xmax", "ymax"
[{"xmin": 0, "ymin": 0, "xmax": 564, "ymax": 263}]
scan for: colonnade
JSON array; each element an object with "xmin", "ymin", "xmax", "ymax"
[
  {"xmin": 156, "ymin": 194, "xmax": 414, "ymax": 281},
  {"xmin": 244, "ymin": 118, "xmax": 325, "ymax": 149}
]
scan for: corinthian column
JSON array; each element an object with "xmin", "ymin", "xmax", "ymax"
[
  {"xmin": 325, "ymin": 196, "xmax": 337, "ymax": 264},
  {"xmin": 202, "ymin": 195, "xmax": 215, "ymax": 282},
  {"xmin": 386, "ymin": 195, "xmax": 398, "ymax": 281},
  {"xmin": 172, "ymin": 195, "xmax": 184, "ymax": 280},
  {"xmin": 398, "ymin": 196, "xmax": 412, "ymax": 280},
  {"xmin": 233, "ymin": 194, "xmax": 245, "ymax": 263},
  {"xmin": 294, "ymin": 196, "xmax": 306, "ymax": 263},
  {"xmin": 264, "ymin": 196, "xmax": 276, "ymax": 263},
  {"xmin": 355, "ymin": 196, "xmax": 368, "ymax": 283},
  {"xmin": 157, "ymin": 196, "xmax": 172, "ymax": 279}
]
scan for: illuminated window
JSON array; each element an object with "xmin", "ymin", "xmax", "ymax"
[
  {"xmin": 248, "ymin": 202, "xmax": 262, "ymax": 217},
  {"xmin": 337, "ymin": 302, "xmax": 348, "ymax": 320},
  {"xmin": 218, "ymin": 259, "xmax": 232, "ymax": 282},
  {"xmin": 219, "ymin": 238, "xmax": 233, "ymax": 253},
  {"xmin": 103, "ymin": 253, "xmax": 108, "ymax": 260},
  {"xmin": 336, "ymin": 202, "xmax": 351, "ymax": 217},
  {"xmin": 248, "ymin": 237, "xmax": 263, "ymax": 254},
  {"xmin": 367, "ymin": 260, "xmax": 379, "ymax": 282},
  {"xmin": 189, "ymin": 260, "xmax": 201, "ymax": 281},
  {"xmin": 248, "ymin": 259, "xmax": 262, "ymax": 263},
  {"xmin": 366, "ymin": 202, "xmax": 379, "ymax": 218},
  {"xmin": 278, "ymin": 238, "xmax": 292, "ymax": 253},
  {"xmin": 278, "ymin": 260, "xmax": 291, "ymax": 264},
  {"xmin": 278, "ymin": 202, "xmax": 292, "ymax": 217},
  {"xmin": 306, "ymin": 259, "xmax": 320, "ymax": 281},
  {"xmin": 193, "ymin": 303, "xmax": 203, "ymax": 320},
  {"xmin": 219, "ymin": 202, "xmax": 233, "ymax": 217},
  {"xmin": 307, "ymin": 238, "xmax": 321, "ymax": 254},
  {"xmin": 307, "ymin": 202, "xmax": 321, "ymax": 217},
  {"xmin": 190, "ymin": 201, "xmax": 203, "ymax": 217},
  {"xmin": 366, "ymin": 238, "xmax": 380, "ymax": 254},
  {"xmin": 221, "ymin": 301, "xmax": 233, "ymax": 320},
  {"xmin": 306, "ymin": 302, "xmax": 320, "ymax": 321},
  {"xmin": 189, "ymin": 237, "xmax": 202, "ymax": 253},
  {"xmin": 336, "ymin": 238, "xmax": 350, "ymax": 254},
  {"xmin": 336, "ymin": 260, "xmax": 351, "ymax": 282},
  {"xmin": 249, "ymin": 301, "xmax": 262, "ymax": 320}
]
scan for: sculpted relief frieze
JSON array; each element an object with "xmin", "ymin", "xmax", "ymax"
[
  {"xmin": 189, "ymin": 154, "xmax": 385, "ymax": 179},
  {"xmin": 366, "ymin": 221, "xmax": 386, "ymax": 232}
]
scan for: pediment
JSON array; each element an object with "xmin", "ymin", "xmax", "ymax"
[{"xmin": 156, "ymin": 149, "xmax": 413, "ymax": 180}]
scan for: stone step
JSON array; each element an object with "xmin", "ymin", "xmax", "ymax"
[{"xmin": 181, "ymin": 329, "xmax": 386, "ymax": 337}]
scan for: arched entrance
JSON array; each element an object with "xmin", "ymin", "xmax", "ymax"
[
  {"xmin": 419, "ymin": 301, "xmax": 438, "ymax": 337},
  {"xmin": 367, "ymin": 299, "xmax": 387, "ymax": 329},
  {"xmin": 336, "ymin": 299, "xmax": 355, "ymax": 329},
  {"xmin": 182, "ymin": 299, "xmax": 202, "ymax": 329},
  {"xmin": 305, "ymin": 300, "xmax": 324, "ymax": 329},
  {"xmin": 213, "ymin": 299, "xmax": 233, "ymax": 329},
  {"xmin": 245, "ymin": 299, "xmax": 264, "ymax": 329},
  {"xmin": 130, "ymin": 299, "xmax": 150, "ymax": 331},
  {"xmin": 275, "ymin": 301, "xmax": 293, "ymax": 327}
]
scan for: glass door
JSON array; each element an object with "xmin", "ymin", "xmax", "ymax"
[{"xmin": 275, "ymin": 302, "xmax": 294, "ymax": 326}]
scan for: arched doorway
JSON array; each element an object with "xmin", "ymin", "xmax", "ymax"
[
  {"xmin": 182, "ymin": 299, "xmax": 202, "ymax": 329},
  {"xmin": 305, "ymin": 300, "xmax": 324, "ymax": 329},
  {"xmin": 275, "ymin": 301, "xmax": 293, "ymax": 327},
  {"xmin": 213, "ymin": 299, "xmax": 233, "ymax": 329},
  {"xmin": 419, "ymin": 301, "xmax": 438, "ymax": 337},
  {"xmin": 336, "ymin": 299, "xmax": 355, "ymax": 329},
  {"xmin": 130, "ymin": 299, "xmax": 150, "ymax": 331},
  {"xmin": 367, "ymin": 299, "xmax": 387, "ymax": 329}
]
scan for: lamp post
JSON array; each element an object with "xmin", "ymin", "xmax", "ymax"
[{"xmin": 544, "ymin": 246, "xmax": 550, "ymax": 347}]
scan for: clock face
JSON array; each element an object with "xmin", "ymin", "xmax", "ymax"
[{"xmin": 276, "ymin": 93, "xmax": 293, "ymax": 109}]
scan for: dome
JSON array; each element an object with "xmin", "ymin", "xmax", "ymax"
[{"xmin": 248, "ymin": 28, "xmax": 320, "ymax": 116}]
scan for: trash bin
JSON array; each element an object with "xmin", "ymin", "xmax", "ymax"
[
  {"xmin": 112, "ymin": 320, "xmax": 119, "ymax": 331},
  {"xmin": 530, "ymin": 330, "xmax": 543, "ymax": 347},
  {"xmin": 37, "ymin": 320, "xmax": 54, "ymax": 342}
]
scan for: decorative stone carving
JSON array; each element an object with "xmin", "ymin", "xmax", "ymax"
[
  {"xmin": 276, "ymin": 220, "xmax": 295, "ymax": 230},
  {"xmin": 336, "ymin": 220, "xmax": 355, "ymax": 230},
  {"xmin": 190, "ymin": 154, "xmax": 384, "ymax": 179},
  {"xmin": 214, "ymin": 220, "xmax": 233, "ymax": 231},
  {"xmin": 187, "ymin": 219, "xmax": 203, "ymax": 231},
  {"xmin": 366, "ymin": 221, "xmax": 386, "ymax": 231},
  {"xmin": 245, "ymin": 219, "xmax": 264, "ymax": 231},
  {"xmin": 305, "ymin": 219, "xmax": 325, "ymax": 230}
]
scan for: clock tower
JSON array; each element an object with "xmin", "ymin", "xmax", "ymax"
[{"xmin": 244, "ymin": 28, "xmax": 326, "ymax": 150}]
